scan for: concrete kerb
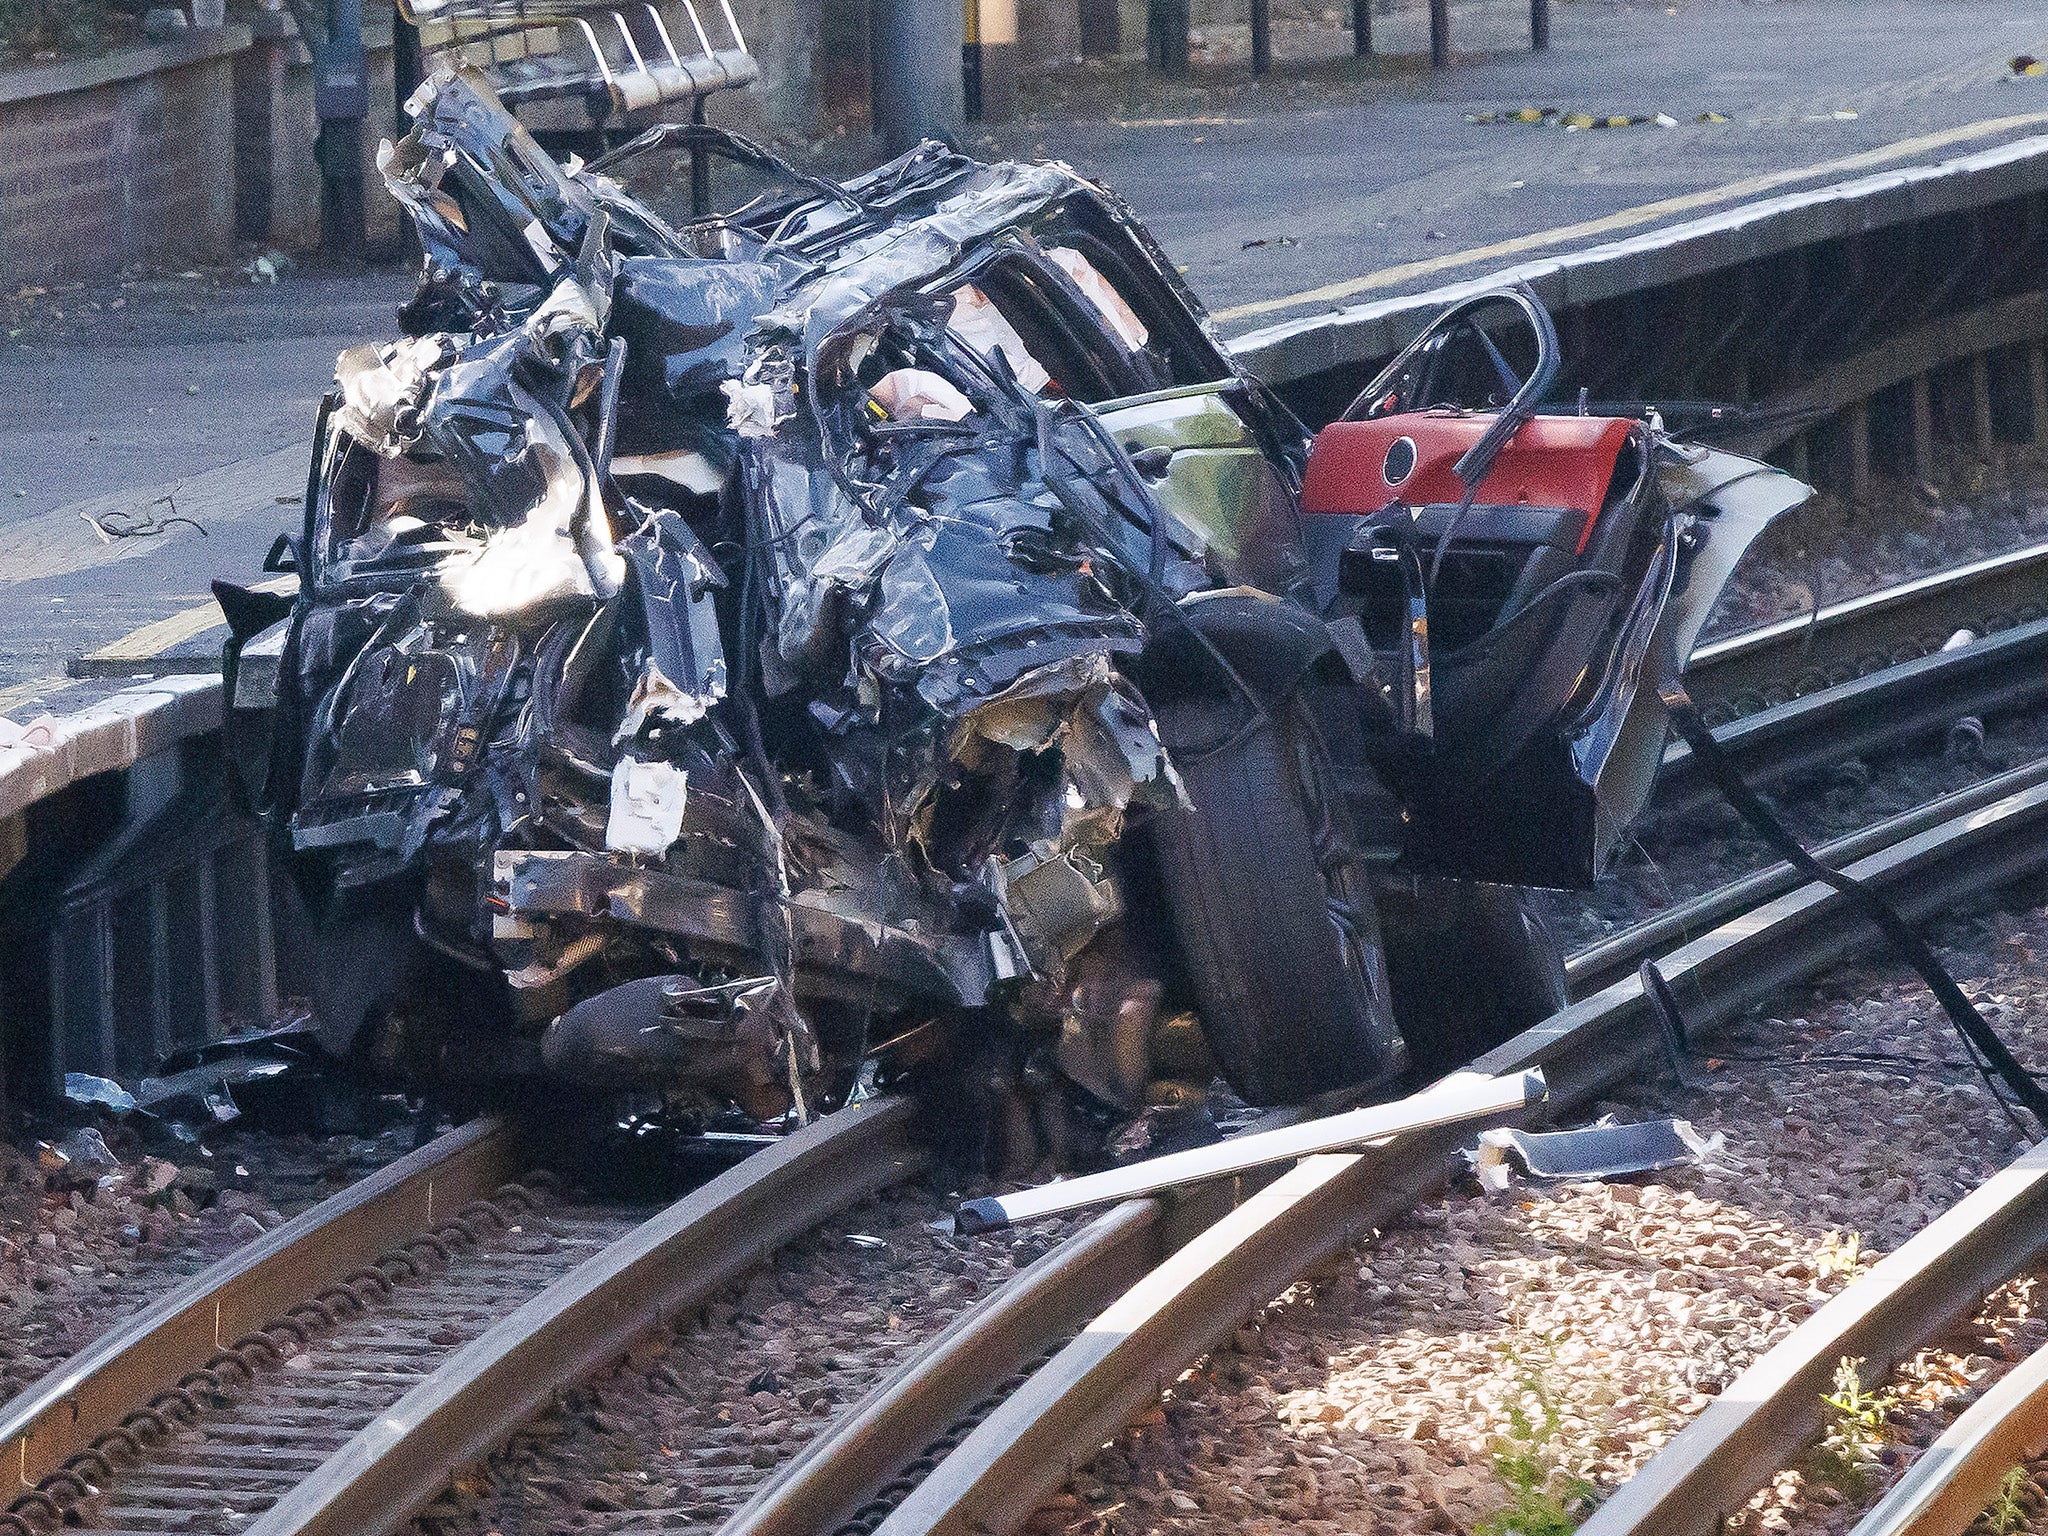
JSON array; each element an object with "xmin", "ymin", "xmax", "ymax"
[{"xmin": 0, "ymin": 675, "xmax": 223, "ymax": 823}]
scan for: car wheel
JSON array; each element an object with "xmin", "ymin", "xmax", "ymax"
[
  {"xmin": 1376, "ymin": 876, "xmax": 1566, "ymax": 1076},
  {"xmin": 1149, "ymin": 692, "xmax": 1398, "ymax": 1106}
]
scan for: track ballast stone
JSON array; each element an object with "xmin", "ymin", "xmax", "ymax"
[{"xmin": 1035, "ymin": 892, "xmax": 2048, "ymax": 1534}]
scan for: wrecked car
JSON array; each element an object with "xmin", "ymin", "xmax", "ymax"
[{"xmin": 223, "ymin": 69, "xmax": 1809, "ymax": 1160}]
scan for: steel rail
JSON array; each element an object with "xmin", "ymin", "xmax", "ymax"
[
  {"xmin": 888, "ymin": 787, "xmax": 2048, "ymax": 1535},
  {"xmin": 242, "ymin": 1096, "xmax": 922, "ymax": 1536},
  {"xmin": 735, "ymin": 765, "xmax": 2048, "ymax": 1536},
  {"xmin": 0, "ymin": 1114, "xmax": 527, "ymax": 1495},
  {"xmin": 725, "ymin": 1099, "xmax": 1378, "ymax": 1536},
  {"xmin": 1846, "ymin": 1332, "xmax": 2048, "ymax": 1536},
  {"xmin": 1570, "ymin": 753, "xmax": 2048, "ymax": 998},
  {"xmin": 1582, "ymin": 1138, "xmax": 2048, "ymax": 1536},
  {"xmin": 1684, "ymin": 541, "xmax": 2048, "ymax": 713},
  {"xmin": 723, "ymin": 1200, "xmax": 1172, "ymax": 1536},
  {"xmin": 1657, "ymin": 612, "xmax": 2048, "ymax": 822}
]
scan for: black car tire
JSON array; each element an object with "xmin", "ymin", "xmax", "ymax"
[
  {"xmin": 1376, "ymin": 876, "xmax": 1567, "ymax": 1076},
  {"xmin": 1150, "ymin": 692, "xmax": 1397, "ymax": 1106}
]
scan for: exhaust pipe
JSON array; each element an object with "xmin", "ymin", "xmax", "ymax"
[{"xmin": 541, "ymin": 974, "xmax": 807, "ymax": 1120}]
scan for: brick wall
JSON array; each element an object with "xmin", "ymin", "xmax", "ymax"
[{"xmin": 0, "ymin": 29, "xmax": 248, "ymax": 287}]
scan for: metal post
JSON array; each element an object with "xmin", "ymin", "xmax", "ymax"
[
  {"xmin": 1429, "ymin": 0, "xmax": 1448, "ymax": 68},
  {"xmin": 393, "ymin": 9, "xmax": 424, "ymax": 132},
  {"xmin": 249, "ymin": 841, "xmax": 280, "ymax": 1028},
  {"xmin": 1079, "ymin": 0, "xmax": 1119, "ymax": 54},
  {"xmin": 1148, "ymin": 0, "xmax": 1189, "ymax": 74},
  {"xmin": 871, "ymin": 0, "xmax": 966, "ymax": 153},
  {"xmin": 315, "ymin": 0, "xmax": 369, "ymax": 256},
  {"xmin": 963, "ymin": 0, "xmax": 1018, "ymax": 120},
  {"xmin": 149, "ymin": 881, "xmax": 173, "ymax": 1062},
  {"xmin": 1911, "ymin": 373, "xmax": 1935, "ymax": 484},
  {"xmin": 1530, "ymin": 0, "xmax": 1548, "ymax": 49},
  {"xmin": 1250, "ymin": 0, "xmax": 1270, "ymax": 73},
  {"xmin": 1353, "ymin": 0, "xmax": 1370, "ymax": 54},
  {"xmin": 1847, "ymin": 400, "xmax": 1871, "ymax": 502},
  {"xmin": 93, "ymin": 901, "xmax": 115, "ymax": 1081},
  {"xmin": 690, "ymin": 96, "xmax": 710, "ymax": 216}
]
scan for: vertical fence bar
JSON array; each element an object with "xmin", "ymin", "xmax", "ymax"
[
  {"xmin": 198, "ymin": 853, "xmax": 222, "ymax": 1038},
  {"xmin": 46, "ymin": 927, "xmax": 65, "ymax": 1097},
  {"xmin": 1530, "ymin": 0, "xmax": 1547, "ymax": 48},
  {"xmin": 690, "ymin": 95, "xmax": 710, "ymax": 216},
  {"xmin": 1846, "ymin": 400, "xmax": 1871, "ymax": 502},
  {"xmin": 1972, "ymin": 353, "xmax": 1995, "ymax": 450},
  {"xmin": 1353, "ymin": 0, "xmax": 1370, "ymax": 53},
  {"xmin": 2031, "ymin": 345, "xmax": 2048, "ymax": 447},
  {"xmin": 1912, "ymin": 373, "xmax": 1935, "ymax": 484},
  {"xmin": 149, "ymin": 880, "xmax": 173, "ymax": 1062},
  {"xmin": 1429, "ymin": 0, "xmax": 1448, "ymax": 67},
  {"xmin": 93, "ymin": 900, "xmax": 115, "ymax": 1081},
  {"xmin": 1079, "ymin": 0, "xmax": 1119, "ymax": 53},
  {"xmin": 1250, "ymin": 0, "xmax": 1270, "ymax": 73},
  {"xmin": 248, "ymin": 839, "xmax": 280, "ymax": 1027}
]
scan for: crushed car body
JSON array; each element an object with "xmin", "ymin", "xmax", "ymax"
[{"xmin": 226, "ymin": 69, "xmax": 1811, "ymax": 1157}]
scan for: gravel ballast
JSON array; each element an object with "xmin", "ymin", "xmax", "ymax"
[
  {"xmin": 0, "ymin": 1120, "xmax": 426, "ymax": 1408},
  {"xmin": 1036, "ymin": 892, "xmax": 2048, "ymax": 1535}
]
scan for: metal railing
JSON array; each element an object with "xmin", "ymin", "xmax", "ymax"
[{"xmin": 401, "ymin": 0, "xmax": 757, "ymax": 124}]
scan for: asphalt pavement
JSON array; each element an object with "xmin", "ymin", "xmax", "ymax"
[{"xmin": 3, "ymin": 0, "xmax": 2047, "ymax": 702}]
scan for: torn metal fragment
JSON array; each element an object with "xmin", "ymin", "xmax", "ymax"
[{"xmin": 1467, "ymin": 1115, "xmax": 1734, "ymax": 1194}]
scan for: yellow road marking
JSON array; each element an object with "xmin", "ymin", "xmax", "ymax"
[
  {"xmin": 1212, "ymin": 111, "xmax": 2048, "ymax": 326},
  {"xmin": 0, "ymin": 677, "xmax": 85, "ymax": 718},
  {"xmin": 77, "ymin": 574, "xmax": 298, "ymax": 667}
]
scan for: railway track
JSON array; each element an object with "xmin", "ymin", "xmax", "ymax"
[
  {"xmin": 0, "ymin": 1101, "xmax": 920, "ymax": 1536},
  {"xmin": 1574, "ymin": 1127, "xmax": 2048, "ymax": 1536},
  {"xmin": 5, "ymin": 555, "xmax": 2046, "ymax": 1536},
  {"xmin": 706, "ymin": 759, "xmax": 2048, "ymax": 1536},
  {"xmin": 1685, "ymin": 540, "xmax": 2048, "ymax": 721}
]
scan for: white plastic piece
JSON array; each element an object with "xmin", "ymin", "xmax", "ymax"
[
  {"xmin": 0, "ymin": 714, "xmax": 59, "ymax": 753},
  {"xmin": 605, "ymin": 758, "xmax": 690, "ymax": 857},
  {"xmin": 722, "ymin": 378, "xmax": 781, "ymax": 437},
  {"xmin": 611, "ymin": 449, "xmax": 725, "ymax": 494},
  {"xmin": 954, "ymin": 1067, "xmax": 1546, "ymax": 1231},
  {"xmin": 870, "ymin": 367, "xmax": 974, "ymax": 423}
]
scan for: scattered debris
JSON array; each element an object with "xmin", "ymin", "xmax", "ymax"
[
  {"xmin": 82, "ymin": 484, "xmax": 205, "ymax": 542},
  {"xmin": 242, "ymin": 251, "xmax": 293, "ymax": 285},
  {"xmin": 63, "ymin": 1072, "xmax": 138, "ymax": 1115},
  {"xmin": 1240, "ymin": 235, "xmax": 1299, "ymax": 250},
  {"xmin": 41, "ymin": 1127, "xmax": 122, "ymax": 1185},
  {"xmin": 1466, "ymin": 107, "xmax": 1697, "ymax": 130},
  {"xmin": 135, "ymin": 1055, "xmax": 295, "ymax": 1122},
  {"xmin": 1467, "ymin": 1116, "xmax": 1737, "ymax": 1194},
  {"xmin": 226, "ymin": 1212, "xmax": 267, "ymax": 1242}
]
